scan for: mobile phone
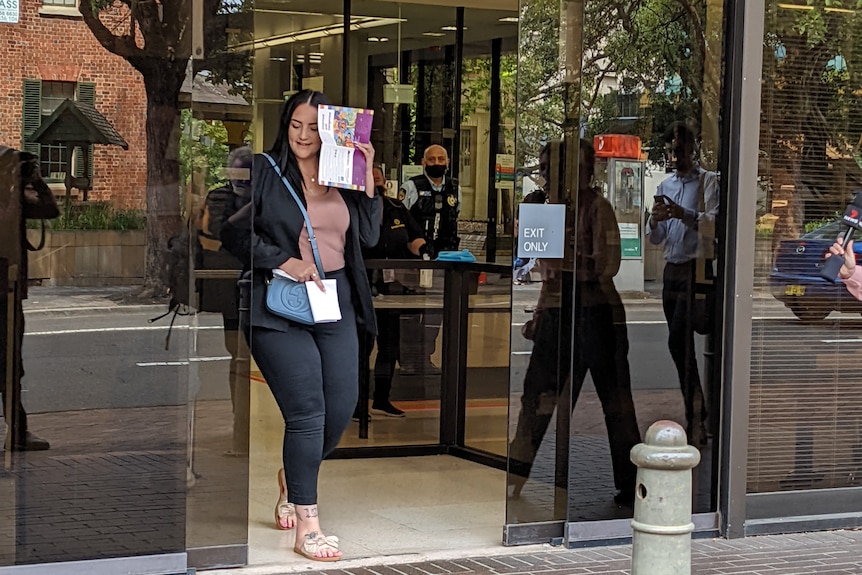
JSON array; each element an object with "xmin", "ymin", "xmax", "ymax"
[{"xmin": 654, "ymin": 195, "xmax": 668, "ymax": 205}]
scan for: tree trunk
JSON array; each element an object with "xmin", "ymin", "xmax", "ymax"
[{"xmin": 141, "ymin": 60, "xmax": 187, "ymax": 294}]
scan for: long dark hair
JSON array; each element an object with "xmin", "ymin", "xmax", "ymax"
[{"xmin": 267, "ymin": 89, "xmax": 332, "ymax": 195}]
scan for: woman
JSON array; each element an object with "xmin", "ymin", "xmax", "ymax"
[
  {"xmin": 828, "ymin": 237, "xmax": 862, "ymax": 298},
  {"xmin": 362, "ymin": 165, "xmax": 430, "ymax": 418},
  {"xmin": 247, "ymin": 90, "xmax": 379, "ymax": 561}
]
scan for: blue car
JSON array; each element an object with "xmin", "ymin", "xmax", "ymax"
[{"xmin": 768, "ymin": 220, "xmax": 862, "ymax": 321}]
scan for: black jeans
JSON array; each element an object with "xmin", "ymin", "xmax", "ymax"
[
  {"xmin": 1, "ymin": 299, "xmax": 28, "ymax": 445},
  {"xmin": 372, "ymin": 308, "xmax": 400, "ymax": 404},
  {"xmin": 223, "ymin": 315, "xmax": 250, "ymax": 453},
  {"xmin": 662, "ymin": 262, "xmax": 708, "ymax": 431},
  {"xmin": 250, "ymin": 269, "xmax": 358, "ymax": 505}
]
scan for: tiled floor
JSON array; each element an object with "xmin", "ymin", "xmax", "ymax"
[{"xmin": 247, "ymin": 382, "xmax": 509, "ymax": 568}]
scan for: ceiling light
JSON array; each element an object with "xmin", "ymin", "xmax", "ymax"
[
  {"xmin": 368, "ymin": 36, "xmax": 381, "ymax": 42},
  {"xmin": 423, "ymin": 32, "xmax": 445, "ymax": 37},
  {"xmin": 231, "ymin": 17, "xmax": 405, "ymax": 51},
  {"xmin": 440, "ymin": 25, "xmax": 466, "ymax": 31},
  {"xmin": 498, "ymin": 16, "xmax": 518, "ymax": 23}
]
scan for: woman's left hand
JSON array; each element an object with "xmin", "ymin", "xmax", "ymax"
[{"xmin": 355, "ymin": 142, "xmax": 376, "ymax": 197}]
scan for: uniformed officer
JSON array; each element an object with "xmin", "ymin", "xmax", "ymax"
[
  {"xmin": 362, "ymin": 166, "xmax": 431, "ymax": 417},
  {"xmin": 400, "ymin": 144, "xmax": 461, "ymax": 254}
]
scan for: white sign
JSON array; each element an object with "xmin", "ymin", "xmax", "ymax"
[
  {"xmin": 401, "ymin": 164, "xmax": 423, "ymax": 184},
  {"xmin": 619, "ymin": 223, "xmax": 639, "ymax": 239},
  {"xmin": 517, "ymin": 203, "xmax": 567, "ymax": 259},
  {"xmin": 0, "ymin": 0, "xmax": 19, "ymax": 23}
]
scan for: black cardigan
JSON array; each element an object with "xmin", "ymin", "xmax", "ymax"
[{"xmin": 222, "ymin": 153, "xmax": 380, "ymax": 335}]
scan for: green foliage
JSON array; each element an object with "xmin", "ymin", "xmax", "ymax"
[
  {"xmin": 760, "ymin": 0, "xmax": 862, "ymax": 220},
  {"xmin": 38, "ymin": 202, "xmax": 146, "ymax": 230},
  {"xmin": 517, "ymin": 0, "xmax": 566, "ymax": 164},
  {"xmin": 179, "ymin": 108, "xmax": 231, "ymax": 195},
  {"xmin": 804, "ymin": 213, "xmax": 841, "ymax": 234},
  {"xmin": 516, "ymin": 0, "xmax": 712, "ymax": 172}
]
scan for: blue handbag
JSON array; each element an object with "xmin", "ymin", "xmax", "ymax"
[{"xmin": 261, "ymin": 153, "xmax": 326, "ymax": 326}]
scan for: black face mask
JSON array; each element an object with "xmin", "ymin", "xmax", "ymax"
[{"xmin": 425, "ymin": 164, "xmax": 447, "ymax": 179}]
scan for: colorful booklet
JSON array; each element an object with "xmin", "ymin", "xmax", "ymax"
[{"xmin": 317, "ymin": 105, "xmax": 374, "ymax": 192}]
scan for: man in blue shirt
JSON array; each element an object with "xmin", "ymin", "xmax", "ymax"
[{"xmin": 646, "ymin": 122, "xmax": 719, "ymax": 445}]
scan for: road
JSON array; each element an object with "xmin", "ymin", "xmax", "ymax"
[{"xmin": 16, "ymin": 282, "xmax": 862, "ymax": 414}]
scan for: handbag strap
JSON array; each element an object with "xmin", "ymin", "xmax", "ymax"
[{"xmin": 261, "ymin": 152, "xmax": 325, "ymax": 280}]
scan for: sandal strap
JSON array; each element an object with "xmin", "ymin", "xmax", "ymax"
[{"xmin": 301, "ymin": 535, "xmax": 339, "ymax": 555}]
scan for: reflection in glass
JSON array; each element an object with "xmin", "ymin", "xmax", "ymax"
[
  {"xmin": 510, "ymin": 0, "xmax": 724, "ymax": 528},
  {"xmin": 508, "ymin": 140, "xmax": 640, "ymax": 521}
]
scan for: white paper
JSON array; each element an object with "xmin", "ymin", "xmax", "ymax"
[
  {"xmin": 419, "ymin": 269, "xmax": 434, "ymax": 288},
  {"xmin": 272, "ymin": 268, "xmax": 298, "ymax": 281},
  {"xmin": 306, "ymin": 279, "xmax": 342, "ymax": 323}
]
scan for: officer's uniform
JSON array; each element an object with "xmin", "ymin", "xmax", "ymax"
[
  {"xmin": 398, "ymin": 173, "xmax": 459, "ymax": 375},
  {"xmin": 363, "ymin": 197, "xmax": 426, "ymax": 411},
  {"xmin": 401, "ymin": 173, "xmax": 461, "ymax": 254}
]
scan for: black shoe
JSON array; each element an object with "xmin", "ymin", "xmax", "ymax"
[
  {"xmin": 399, "ymin": 362, "xmax": 441, "ymax": 376},
  {"xmin": 9, "ymin": 432, "xmax": 50, "ymax": 451},
  {"xmin": 370, "ymin": 402, "xmax": 405, "ymax": 418}
]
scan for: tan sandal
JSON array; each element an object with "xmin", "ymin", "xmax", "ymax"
[
  {"xmin": 274, "ymin": 469, "xmax": 296, "ymax": 530},
  {"xmin": 293, "ymin": 533, "xmax": 341, "ymax": 562}
]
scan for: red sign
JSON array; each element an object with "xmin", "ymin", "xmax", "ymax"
[{"xmin": 594, "ymin": 134, "xmax": 642, "ymax": 160}]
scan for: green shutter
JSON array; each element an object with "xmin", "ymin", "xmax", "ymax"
[
  {"xmin": 22, "ymin": 79, "xmax": 42, "ymax": 158},
  {"xmin": 76, "ymin": 82, "xmax": 96, "ymax": 182}
]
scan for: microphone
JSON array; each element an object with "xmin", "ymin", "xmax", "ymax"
[{"xmin": 820, "ymin": 191, "xmax": 862, "ymax": 280}]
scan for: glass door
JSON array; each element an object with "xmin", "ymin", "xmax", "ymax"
[
  {"xmin": 184, "ymin": 2, "xmax": 254, "ymax": 569},
  {"xmin": 507, "ymin": 0, "xmax": 726, "ymax": 544}
]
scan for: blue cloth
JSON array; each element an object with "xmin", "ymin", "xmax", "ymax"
[{"xmin": 436, "ymin": 249, "xmax": 476, "ymax": 262}]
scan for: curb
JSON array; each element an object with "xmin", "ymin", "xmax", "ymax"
[{"xmin": 23, "ymin": 303, "xmax": 165, "ymax": 316}]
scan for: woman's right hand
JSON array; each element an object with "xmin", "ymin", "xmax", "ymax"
[
  {"xmin": 828, "ymin": 237, "xmax": 856, "ymax": 280},
  {"xmin": 278, "ymin": 258, "xmax": 326, "ymax": 292}
]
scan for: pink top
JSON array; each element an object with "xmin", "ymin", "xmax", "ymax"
[
  {"xmin": 842, "ymin": 266, "xmax": 862, "ymax": 301},
  {"xmin": 299, "ymin": 188, "xmax": 349, "ymax": 273}
]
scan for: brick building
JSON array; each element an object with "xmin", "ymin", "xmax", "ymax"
[{"xmin": 0, "ymin": 1, "xmax": 146, "ymax": 209}]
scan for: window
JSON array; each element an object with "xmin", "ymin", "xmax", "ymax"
[
  {"xmin": 617, "ymin": 92, "xmax": 641, "ymax": 120},
  {"xmin": 42, "ymin": 0, "xmax": 77, "ymax": 6},
  {"xmin": 40, "ymin": 81, "xmax": 76, "ymax": 180},
  {"xmin": 22, "ymin": 79, "xmax": 95, "ymax": 184}
]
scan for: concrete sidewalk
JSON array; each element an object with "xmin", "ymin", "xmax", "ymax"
[
  {"xmin": 214, "ymin": 530, "xmax": 862, "ymax": 575},
  {"xmin": 22, "ymin": 285, "xmax": 164, "ymax": 314}
]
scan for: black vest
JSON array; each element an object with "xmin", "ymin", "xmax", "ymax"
[{"xmin": 408, "ymin": 174, "xmax": 460, "ymax": 252}]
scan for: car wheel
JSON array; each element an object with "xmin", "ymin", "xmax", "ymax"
[{"xmin": 788, "ymin": 304, "xmax": 830, "ymax": 322}]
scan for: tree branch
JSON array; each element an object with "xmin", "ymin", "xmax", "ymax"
[{"xmin": 79, "ymin": 1, "xmax": 146, "ymax": 61}]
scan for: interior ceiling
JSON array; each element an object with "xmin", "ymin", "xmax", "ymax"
[{"xmin": 254, "ymin": 1, "xmax": 519, "ymax": 57}]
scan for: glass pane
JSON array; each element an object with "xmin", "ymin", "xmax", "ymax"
[
  {"xmin": 184, "ymin": 1, "xmax": 254, "ymax": 568},
  {"xmin": 465, "ymin": 274, "xmax": 512, "ymax": 457},
  {"xmin": 342, "ymin": 267, "xmax": 445, "ymax": 447},
  {"xmin": 748, "ymin": 0, "xmax": 862, "ymax": 495},
  {"xmin": 349, "ymin": 1, "xmax": 464, "ymax": 447},
  {"xmin": 3, "ymin": 2, "xmax": 191, "ymax": 566},
  {"xmin": 509, "ymin": 0, "xmax": 724, "ymax": 527}
]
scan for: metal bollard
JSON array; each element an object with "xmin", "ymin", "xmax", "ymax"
[{"xmin": 630, "ymin": 420, "xmax": 701, "ymax": 575}]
